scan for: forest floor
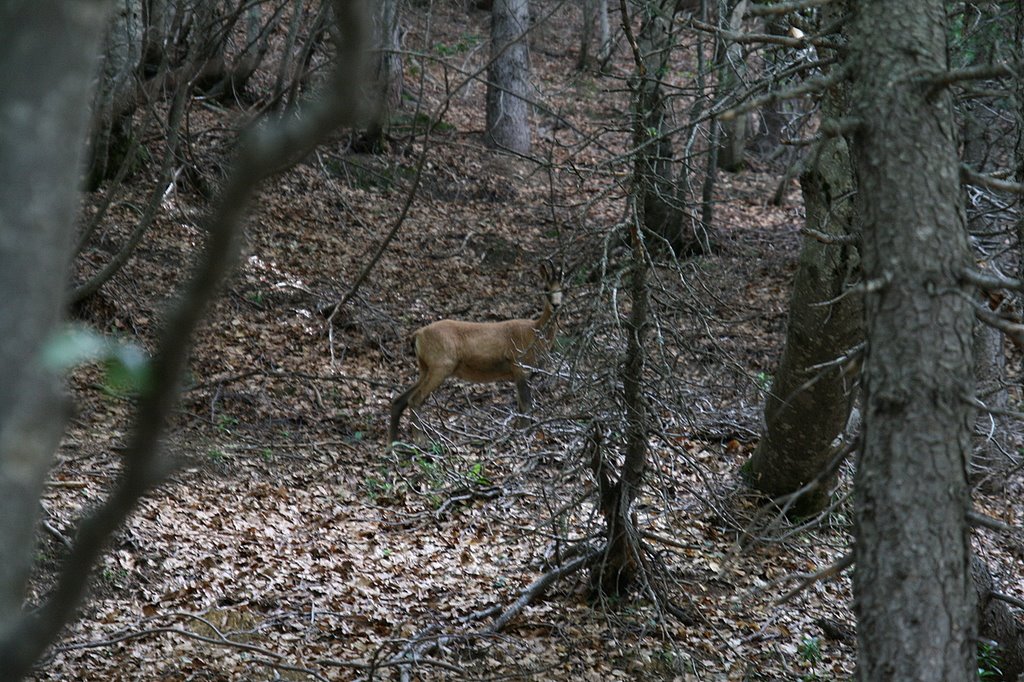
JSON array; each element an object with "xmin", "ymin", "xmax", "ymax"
[{"xmin": 28, "ymin": 3, "xmax": 1024, "ymax": 681}]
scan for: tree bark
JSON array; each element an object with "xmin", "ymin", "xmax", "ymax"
[
  {"xmin": 0, "ymin": 0, "xmax": 113, "ymax": 670},
  {"xmin": 485, "ymin": 0, "xmax": 531, "ymax": 154},
  {"xmin": 973, "ymin": 555, "xmax": 1024, "ymax": 681},
  {"xmin": 849, "ymin": 1, "xmax": 977, "ymax": 679},
  {"xmin": 88, "ymin": 0, "xmax": 144, "ymax": 188},
  {"xmin": 744, "ymin": 117, "xmax": 860, "ymax": 515},
  {"xmin": 744, "ymin": 2, "xmax": 859, "ymax": 515},
  {"xmin": 356, "ymin": 0, "xmax": 403, "ymax": 150},
  {"xmin": 591, "ymin": 219, "xmax": 649, "ymax": 596},
  {"xmin": 715, "ymin": 0, "xmax": 747, "ymax": 172}
]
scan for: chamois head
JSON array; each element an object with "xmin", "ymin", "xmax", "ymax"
[{"xmin": 388, "ymin": 261, "xmax": 563, "ymax": 445}]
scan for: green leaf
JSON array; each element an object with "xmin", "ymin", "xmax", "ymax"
[
  {"xmin": 41, "ymin": 326, "xmax": 110, "ymax": 370},
  {"xmin": 42, "ymin": 325, "xmax": 151, "ymax": 394}
]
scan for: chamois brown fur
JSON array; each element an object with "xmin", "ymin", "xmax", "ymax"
[{"xmin": 388, "ymin": 263, "xmax": 562, "ymax": 444}]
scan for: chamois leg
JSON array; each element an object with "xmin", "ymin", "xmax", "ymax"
[
  {"xmin": 514, "ymin": 373, "xmax": 533, "ymax": 428},
  {"xmin": 389, "ymin": 367, "xmax": 450, "ymax": 445},
  {"xmin": 389, "ymin": 382, "xmax": 420, "ymax": 444}
]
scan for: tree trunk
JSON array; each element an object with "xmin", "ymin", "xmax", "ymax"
[
  {"xmin": 973, "ymin": 555, "xmax": 1024, "ymax": 681},
  {"xmin": 715, "ymin": 0, "xmax": 747, "ymax": 172},
  {"xmin": 849, "ymin": 1, "xmax": 976, "ymax": 679},
  {"xmin": 629, "ymin": 1, "xmax": 707, "ymax": 255},
  {"xmin": 0, "ymin": 1, "xmax": 113, "ymax": 676},
  {"xmin": 960, "ymin": 1, "xmax": 1011, "ymax": 484},
  {"xmin": 358, "ymin": 0, "xmax": 403, "ymax": 150},
  {"xmin": 596, "ymin": 0, "xmax": 612, "ymax": 67},
  {"xmin": 88, "ymin": 0, "xmax": 144, "ymax": 188},
  {"xmin": 588, "ymin": 1, "xmax": 659, "ymax": 597},
  {"xmin": 485, "ymin": 0, "xmax": 531, "ymax": 154},
  {"xmin": 591, "ymin": 220, "xmax": 649, "ymax": 596},
  {"xmin": 578, "ymin": 0, "xmax": 594, "ymax": 69},
  {"xmin": 1018, "ymin": 1, "xmax": 1024, "ymax": 285},
  {"xmin": 578, "ymin": 0, "xmax": 611, "ymax": 71},
  {"xmin": 744, "ymin": 75, "xmax": 860, "ymax": 515},
  {"xmin": 374, "ymin": 0, "xmax": 403, "ymax": 119},
  {"xmin": 744, "ymin": 1, "xmax": 858, "ymax": 514}
]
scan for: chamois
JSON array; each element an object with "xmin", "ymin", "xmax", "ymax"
[{"xmin": 388, "ymin": 262, "xmax": 563, "ymax": 444}]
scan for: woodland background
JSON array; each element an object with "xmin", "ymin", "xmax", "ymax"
[{"xmin": 1, "ymin": 0, "xmax": 1023, "ymax": 680}]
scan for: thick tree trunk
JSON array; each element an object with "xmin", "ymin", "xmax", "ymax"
[
  {"xmin": 744, "ymin": 3, "xmax": 858, "ymax": 514},
  {"xmin": 485, "ymin": 0, "xmax": 531, "ymax": 154},
  {"xmin": 0, "ymin": 0, "xmax": 113, "ymax": 676},
  {"xmin": 357, "ymin": 0, "xmax": 403, "ymax": 151},
  {"xmin": 744, "ymin": 116, "xmax": 860, "ymax": 515},
  {"xmin": 849, "ymin": 1, "xmax": 976, "ymax": 679},
  {"xmin": 374, "ymin": 0, "xmax": 403, "ymax": 120}
]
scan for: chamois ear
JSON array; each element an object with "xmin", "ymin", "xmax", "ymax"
[{"xmin": 539, "ymin": 260, "xmax": 552, "ymax": 283}]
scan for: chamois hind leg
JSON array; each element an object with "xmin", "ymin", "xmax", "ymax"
[
  {"xmin": 514, "ymin": 371, "xmax": 533, "ymax": 428},
  {"xmin": 389, "ymin": 365, "xmax": 450, "ymax": 445},
  {"xmin": 389, "ymin": 381, "xmax": 420, "ymax": 445}
]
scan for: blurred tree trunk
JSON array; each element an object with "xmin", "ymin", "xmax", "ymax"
[
  {"xmin": 597, "ymin": 0, "xmax": 612, "ymax": 66},
  {"xmin": 578, "ymin": 0, "xmax": 595, "ymax": 69},
  {"xmin": 577, "ymin": 0, "xmax": 611, "ymax": 70},
  {"xmin": 743, "ymin": 75, "xmax": 860, "ymax": 514},
  {"xmin": 1, "ymin": 3, "xmax": 370, "ymax": 678},
  {"xmin": 0, "ymin": 1, "xmax": 113, "ymax": 676},
  {"xmin": 849, "ymin": 0, "xmax": 976, "ymax": 678},
  {"xmin": 357, "ymin": 0, "xmax": 404, "ymax": 151},
  {"xmin": 88, "ymin": 0, "xmax": 144, "ymax": 188},
  {"xmin": 486, "ymin": 0, "xmax": 531, "ymax": 154},
  {"xmin": 715, "ymin": 0, "xmax": 747, "ymax": 172}
]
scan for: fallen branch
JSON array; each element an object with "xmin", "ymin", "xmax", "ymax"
[
  {"xmin": 357, "ymin": 549, "xmax": 599, "ymax": 680},
  {"xmin": 968, "ymin": 509, "xmax": 1023, "ymax": 535},
  {"xmin": 961, "ymin": 164, "xmax": 1024, "ymax": 195},
  {"xmin": 776, "ymin": 551, "xmax": 854, "ymax": 604}
]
